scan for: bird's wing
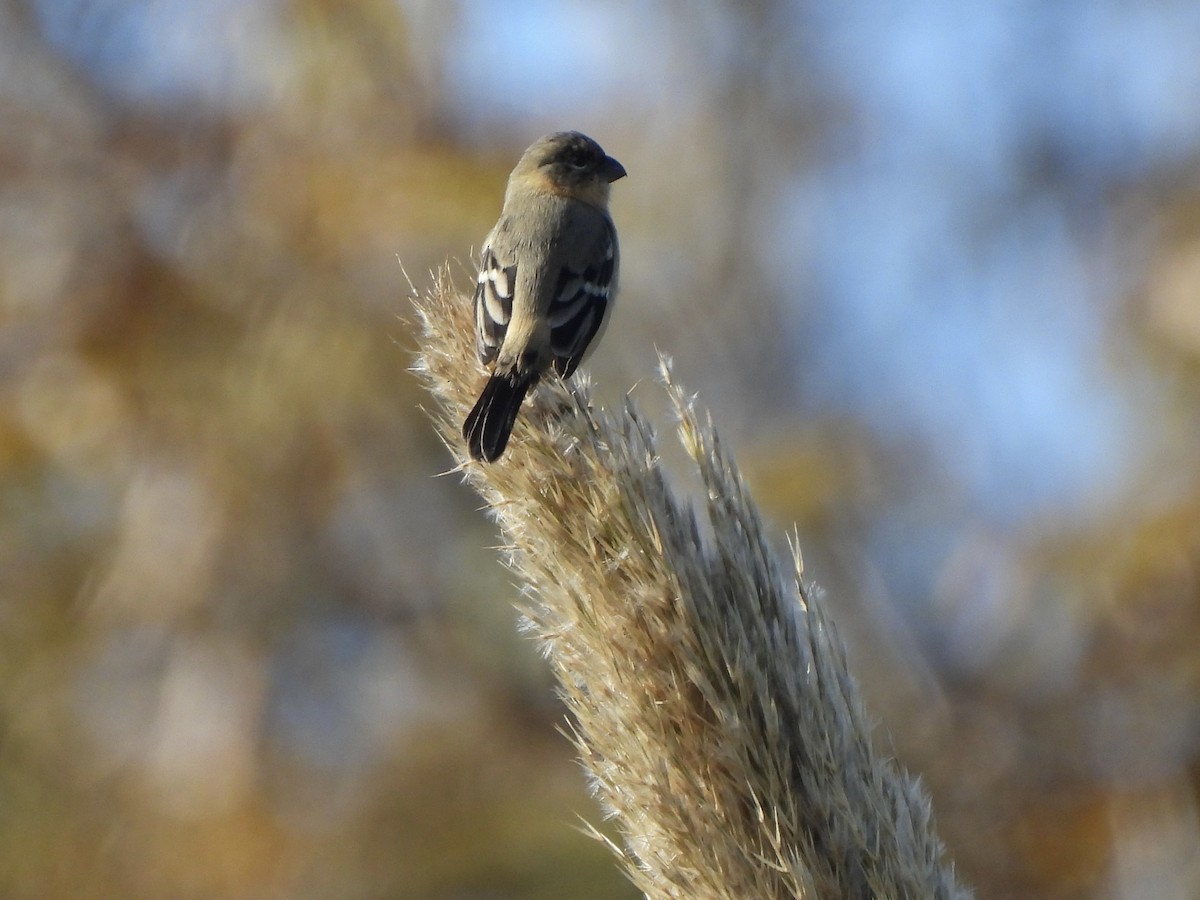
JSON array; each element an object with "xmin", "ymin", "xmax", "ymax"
[
  {"xmin": 473, "ymin": 245, "xmax": 517, "ymax": 365},
  {"xmin": 548, "ymin": 212, "xmax": 618, "ymax": 379}
]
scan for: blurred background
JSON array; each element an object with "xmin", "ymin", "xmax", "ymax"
[{"xmin": 2, "ymin": 0, "xmax": 1200, "ymax": 896}]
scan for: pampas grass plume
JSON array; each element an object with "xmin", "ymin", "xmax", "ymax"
[{"xmin": 412, "ymin": 268, "xmax": 969, "ymax": 899}]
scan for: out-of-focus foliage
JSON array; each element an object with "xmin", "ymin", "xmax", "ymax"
[
  {"xmin": 1, "ymin": 1, "xmax": 630, "ymax": 897},
  {"xmin": 2, "ymin": 0, "xmax": 1200, "ymax": 897}
]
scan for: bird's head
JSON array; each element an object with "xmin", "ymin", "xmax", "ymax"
[{"xmin": 515, "ymin": 131, "xmax": 626, "ymax": 208}]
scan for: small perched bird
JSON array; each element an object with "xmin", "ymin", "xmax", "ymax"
[{"xmin": 462, "ymin": 131, "xmax": 626, "ymax": 462}]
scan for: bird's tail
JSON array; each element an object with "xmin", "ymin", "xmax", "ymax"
[{"xmin": 462, "ymin": 369, "xmax": 537, "ymax": 462}]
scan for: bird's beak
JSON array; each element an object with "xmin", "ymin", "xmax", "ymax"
[{"xmin": 603, "ymin": 155, "xmax": 627, "ymax": 182}]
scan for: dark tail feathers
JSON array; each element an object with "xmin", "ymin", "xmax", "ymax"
[{"xmin": 462, "ymin": 370, "xmax": 536, "ymax": 462}]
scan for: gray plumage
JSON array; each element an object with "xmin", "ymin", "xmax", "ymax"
[{"xmin": 463, "ymin": 132, "xmax": 625, "ymax": 462}]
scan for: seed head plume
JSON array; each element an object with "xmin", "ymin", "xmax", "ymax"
[{"xmin": 411, "ymin": 267, "xmax": 970, "ymax": 899}]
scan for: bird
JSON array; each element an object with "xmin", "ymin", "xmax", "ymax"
[{"xmin": 462, "ymin": 131, "xmax": 626, "ymax": 462}]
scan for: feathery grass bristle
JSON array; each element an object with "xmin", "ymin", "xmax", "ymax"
[{"xmin": 412, "ymin": 267, "xmax": 970, "ymax": 899}]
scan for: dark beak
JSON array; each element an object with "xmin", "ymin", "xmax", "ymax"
[{"xmin": 603, "ymin": 155, "xmax": 627, "ymax": 182}]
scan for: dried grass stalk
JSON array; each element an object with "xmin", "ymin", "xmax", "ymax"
[{"xmin": 412, "ymin": 267, "xmax": 969, "ymax": 899}]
